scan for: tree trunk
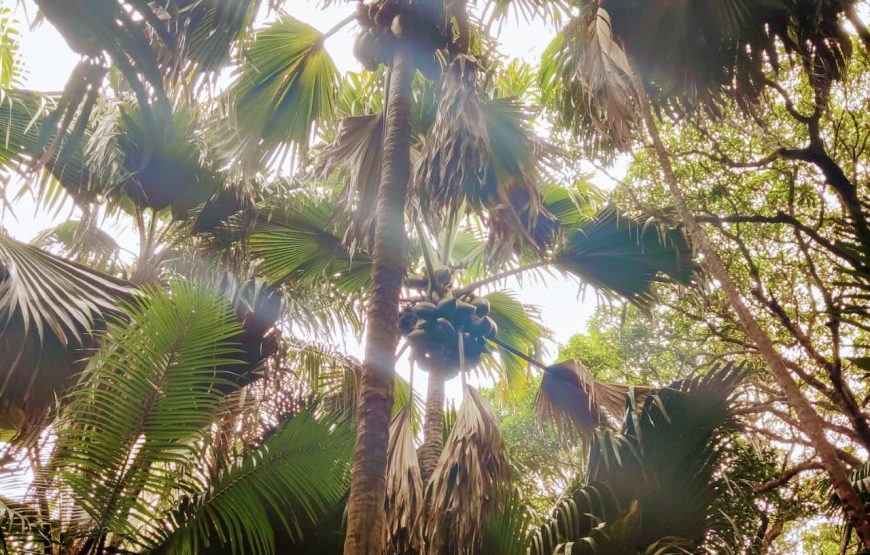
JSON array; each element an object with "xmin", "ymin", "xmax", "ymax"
[
  {"xmin": 629, "ymin": 71, "xmax": 870, "ymax": 548},
  {"xmin": 418, "ymin": 371, "xmax": 446, "ymax": 482},
  {"xmin": 344, "ymin": 50, "xmax": 415, "ymax": 555}
]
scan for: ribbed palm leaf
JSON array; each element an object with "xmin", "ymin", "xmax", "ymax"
[
  {"xmin": 247, "ymin": 196, "xmax": 372, "ymax": 294},
  {"xmin": 535, "ymin": 359, "xmax": 645, "ymax": 440},
  {"xmin": 530, "ymin": 363, "xmax": 746, "ymax": 554},
  {"xmin": 552, "ymin": 205, "xmax": 694, "ymax": 309},
  {"xmin": 51, "ymin": 282, "xmax": 242, "ymax": 550},
  {"xmin": 152, "ymin": 411, "xmax": 354, "ymax": 555},
  {"xmin": 384, "ymin": 405, "xmax": 425, "ymax": 554},
  {"xmin": 0, "ymin": 229, "xmax": 132, "ymax": 424},
  {"xmin": 231, "ymin": 16, "xmax": 339, "ymax": 166},
  {"xmin": 424, "ymin": 386, "xmax": 511, "ymax": 554}
]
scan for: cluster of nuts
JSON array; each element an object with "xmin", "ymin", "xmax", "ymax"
[
  {"xmin": 400, "ymin": 294, "xmax": 496, "ymax": 378},
  {"xmin": 353, "ymin": 0, "xmax": 445, "ymax": 79}
]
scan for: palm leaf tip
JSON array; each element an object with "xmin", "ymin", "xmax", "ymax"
[
  {"xmin": 0, "ymin": 230, "xmax": 134, "ymax": 422},
  {"xmin": 554, "ymin": 205, "xmax": 694, "ymax": 308}
]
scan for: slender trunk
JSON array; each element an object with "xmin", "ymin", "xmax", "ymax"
[
  {"xmin": 844, "ymin": 1, "xmax": 870, "ymax": 52},
  {"xmin": 629, "ymin": 71, "xmax": 870, "ymax": 548},
  {"xmin": 418, "ymin": 371, "xmax": 446, "ymax": 482},
  {"xmin": 344, "ymin": 51, "xmax": 415, "ymax": 555}
]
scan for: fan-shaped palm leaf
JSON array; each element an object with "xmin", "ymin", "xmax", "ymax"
[
  {"xmin": 231, "ymin": 16, "xmax": 339, "ymax": 166},
  {"xmin": 480, "ymin": 290, "xmax": 547, "ymax": 398},
  {"xmin": 424, "ymin": 386, "xmax": 511, "ymax": 554},
  {"xmin": 51, "ymin": 282, "xmax": 242, "ymax": 548},
  {"xmin": 31, "ymin": 219, "xmax": 123, "ymax": 272},
  {"xmin": 0, "ymin": 229, "xmax": 132, "ymax": 423},
  {"xmin": 248, "ymin": 196, "xmax": 372, "ymax": 294},
  {"xmin": 151, "ymin": 411, "xmax": 354, "ymax": 555},
  {"xmin": 531, "ymin": 363, "xmax": 746, "ymax": 554},
  {"xmin": 553, "ymin": 205, "xmax": 693, "ymax": 309},
  {"xmin": 384, "ymin": 405, "xmax": 425, "ymax": 554}
]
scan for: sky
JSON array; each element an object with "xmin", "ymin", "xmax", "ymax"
[{"xmin": 2, "ymin": 0, "xmax": 619, "ymax": 402}]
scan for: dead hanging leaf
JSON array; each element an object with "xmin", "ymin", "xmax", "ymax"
[
  {"xmin": 384, "ymin": 405, "xmax": 425, "ymax": 555},
  {"xmin": 540, "ymin": 7, "xmax": 639, "ymax": 157},
  {"xmin": 413, "ymin": 54, "xmax": 489, "ymax": 220},
  {"xmin": 423, "ymin": 386, "xmax": 511, "ymax": 555},
  {"xmin": 535, "ymin": 359, "xmax": 649, "ymax": 441},
  {"xmin": 318, "ymin": 112, "xmax": 384, "ymax": 249}
]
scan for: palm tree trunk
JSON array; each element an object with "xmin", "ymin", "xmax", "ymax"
[
  {"xmin": 343, "ymin": 50, "xmax": 415, "ymax": 555},
  {"xmin": 629, "ymin": 71, "xmax": 870, "ymax": 548},
  {"xmin": 418, "ymin": 371, "xmax": 446, "ymax": 482}
]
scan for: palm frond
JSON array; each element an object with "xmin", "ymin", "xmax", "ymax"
[
  {"xmin": 535, "ymin": 359, "xmax": 644, "ymax": 440},
  {"xmin": 553, "ymin": 205, "xmax": 694, "ymax": 310},
  {"xmin": 51, "ymin": 282, "xmax": 242, "ymax": 547},
  {"xmin": 479, "ymin": 290, "xmax": 547, "ymax": 399},
  {"xmin": 0, "ymin": 229, "xmax": 132, "ymax": 422},
  {"xmin": 248, "ymin": 196, "xmax": 372, "ymax": 294},
  {"xmin": 424, "ymin": 386, "xmax": 511, "ymax": 554},
  {"xmin": 31, "ymin": 219, "xmax": 123, "ymax": 273},
  {"xmin": 531, "ymin": 363, "xmax": 746, "ymax": 553},
  {"xmin": 152, "ymin": 412, "xmax": 354, "ymax": 555},
  {"xmin": 384, "ymin": 406, "xmax": 425, "ymax": 555},
  {"xmin": 318, "ymin": 112, "xmax": 384, "ymax": 246},
  {"xmin": 0, "ymin": 9, "xmax": 24, "ymax": 89},
  {"xmin": 539, "ymin": 7, "xmax": 638, "ymax": 159},
  {"xmin": 481, "ymin": 488, "xmax": 535, "ymax": 555},
  {"xmin": 231, "ymin": 16, "xmax": 339, "ymax": 167}
]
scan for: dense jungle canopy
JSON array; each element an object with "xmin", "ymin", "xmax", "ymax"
[{"xmin": 0, "ymin": 0, "xmax": 869, "ymax": 553}]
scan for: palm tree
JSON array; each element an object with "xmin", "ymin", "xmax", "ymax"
[
  {"xmin": 528, "ymin": 363, "xmax": 747, "ymax": 554},
  {"xmin": 0, "ymin": 282, "xmax": 354, "ymax": 554},
  {"xmin": 539, "ymin": 0, "xmax": 870, "ymax": 545}
]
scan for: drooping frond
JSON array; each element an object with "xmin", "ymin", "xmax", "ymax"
[
  {"xmin": 231, "ymin": 16, "xmax": 339, "ymax": 167},
  {"xmin": 531, "ymin": 363, "xmax": 746, "ymax": 553},
  {"xmin": 384, "ymin": 406, "xmax": 425, "ymax": 554},
  {"xmin": 318, "ymin": 112, "xmax": 385, "ymax": 246},
  {"xmin": 31, "ymin": 220, "xmax": 123, "ymax": 273},
  {"xmin": 0, "ymin": 229, "xmax": 132, "ymax": 422},
  {"xmin": 151, "ymin": 412, "xmax": 354, "ymax": 555},
  {"xmin": 51, "ymin": 282, "xmax": 242, "ymax": 547},
  {"xmin": 424, "ymin": 386, "xmax": 511, "ymax": 554},
  {"xmin": 535, "ymin": 359, "xmax": 644, "ymax": 440},
  {"xmin": 539, "ymin": 7, "xmax": 638, "ymax": 159},
  {"xmin": 553, "ymin": 205, "xmax": 694, "ymax": 310},
  {"xmin": 414, "ymin": 56, "xmax": 558, "ymax": 260}
]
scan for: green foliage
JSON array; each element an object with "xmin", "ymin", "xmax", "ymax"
[
  {"xmin": 231, "ymin": 16, "xmax": 339, "ymax": 164},
  {"xmin": 53, "ymin": 281, "xmax": 243, "ymax": 546},
  {"xmin": 530, "ymin": 363, "xmax": 746, "ymax": 554},
  {"xmin": 153, "ymin": 412, "xmax": 354, "ymax": 555}
]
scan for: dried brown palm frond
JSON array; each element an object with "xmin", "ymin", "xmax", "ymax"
[
  {"xmin": 423, "ymin": 386, "xmax": 511, "ymax": 555},
  {"xmin": 384, "ymin": 405, "xmax": 425, "ymax": 555},
  {"xmin": 318, "ymin": 112, "xmax": 385, "ymax": 248},
  {"xmin": 413, "ymin": 54, "xmax": 489, "ymax": 219},
  {"xmin": 540, "ymin": 7, "xmax": 638, "ymax": 159},
  {"xmin": 535, "ymin": 359, "xmax": 649, "ymax": 441}
]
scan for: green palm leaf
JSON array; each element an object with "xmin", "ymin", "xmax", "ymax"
[
  {"xmin": 52, "ymin": 282, "xmax": 242, "ymax": 547},
  {"xmin": 231, "ymin": 16, "xmax": 339, "ymax": 164},
  {"xmin": 248, "ymin": 196, "xmax": 372, "ymax": 294},
  {"xmin": 481, "ymin": 290, "xmax": 547, "ymax": 398},
  {"xmin": 152, "ymin": 412, "xmax": 354, "ymax": 555},
  {"xmin": 553, "ymin": 205, "xmax": 693, "ymax": 309}
]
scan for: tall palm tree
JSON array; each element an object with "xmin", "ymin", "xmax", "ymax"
[{"xmin": 539, "ymin": 0, "xmax": 870, "ymax": 545}]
